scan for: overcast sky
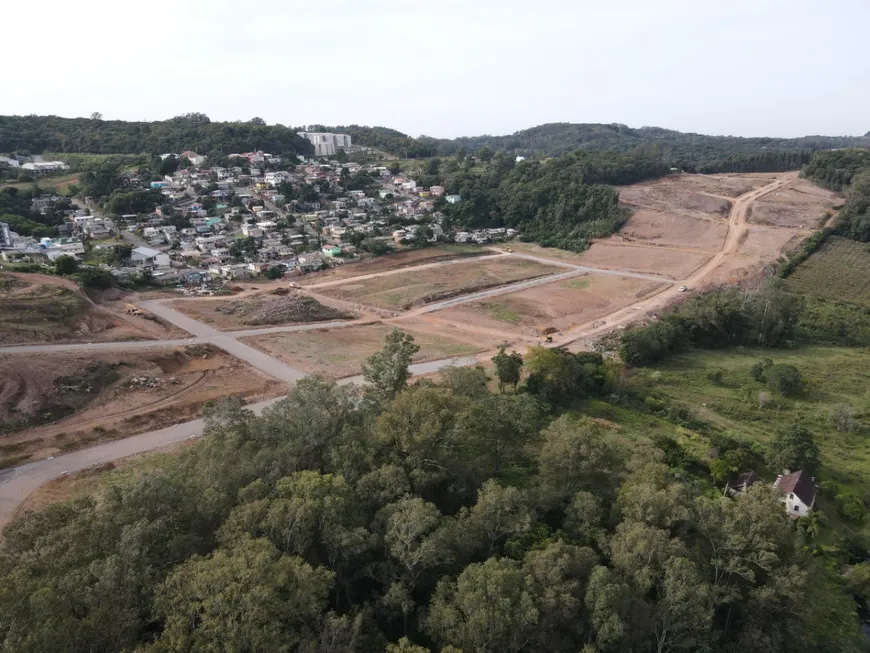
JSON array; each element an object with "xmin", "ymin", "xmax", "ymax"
[{"xmin": 5, "ymin": 0, "xmax": 868, "ymax": 139}]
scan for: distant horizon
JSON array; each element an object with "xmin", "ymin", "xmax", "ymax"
[{"xmin": 3, "ymin": 112, "xmax": 867, "ymax": 142}]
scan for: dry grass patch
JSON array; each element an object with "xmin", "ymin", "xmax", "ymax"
[
  {"xmin": 242, "ymin": 324, "xmax": 485, "ymax": 379},
  {"xmin": 316, "ymin": 257, "xmax": 562, "ymax": 310},
  {"xmin": 438, "ymin": 274, "xmax": 667, "ymax": 336},
  {"xmin": 750, "ymin": 179, "xmax": 838, "ymax": 229}
]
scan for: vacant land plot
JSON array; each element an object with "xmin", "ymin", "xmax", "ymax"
[
  {"xmin": 438, "ymin": 274, "xmax": 667, "ymax": 336},
  {"xmin": 619, "ymin": 178, "xmax": 732, "ymax": 220},
  {"xmin": 786, "ymin": 237, "xmax": 870, "ymax": 306},
  {"xmin": 0, "ymin": 272, "xmax": 177, "ymax": 345},
  {"xmin": 750, "ymin": 179, "xmax": 838, "ymax": 229},
  {"xmin": 579, "ymin": 242, "xmax": 711, "ymax": 279},
  {"xmin": 299, "ymin": 244, "xmax": 488, "ymax": 286},
  {"xmin": 316, "ymin": 257, "xmax": 561, "ymax": 310},
  {"xmin": 708, "ymin": 225, "xmax": 804, "ymax": 285},
  {"xmin": 0, "ymin": 345, "xmax": 279, "ymax": 467},
  {"xmin": 243, "ymin": 323, "xmax": 484, "ymax": 379},
  {"xmin": 169, "ymin": 291, "xmax": 355, "ymax": 331},
  {"xmin": 614, "ymin": 209, "xmax": 726, "ymax": 250}
]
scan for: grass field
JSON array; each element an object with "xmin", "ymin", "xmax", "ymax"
[
  {"xmin": 242, "ymin": 323, "xmax": 484, "ymax": 378},
  {"xmin": 620, "ymin": 346, "xmax": 870, "ymax": 545},
  {"xmin": 786, "ymin": 237, "xmax": 870, "ymax": 307},
  {"xmin": 316, "ymin": 257, "xmax": 561, "ymax": 310},
  {"xmin": 631, "ymin": 346, "xmax": 870, "ymax": 535},
  {"xmin": 0, "ymin": 172, "xmax": 80, "ymax": 194}
]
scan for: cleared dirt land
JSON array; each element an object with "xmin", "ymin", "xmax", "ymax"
[
  {"xmin": 785, "ymin": 237, "xmax": 870, "ymax": 306},
  {"xmin": 168, "ymin": 290, "xmax": 355, "ymax": 331},
  {"xmin": 579, "ymin": 242, "xmax": 711, "ymax": 279},
  {"xmin": 613, "ymin": 209, "xmax": 726, "ymax": 250},
  {"xmin": 315, "ymin": 257, "xmax": 562, "ymax": 310},
  {"xmin": 708, "ymin": 225, "xmax": 805, "ymax": 285},
  {"xmin": 0, "ymin": 273, "xmax": 185, "ymax": 345},
  {"xmin": 749, "ymin": 179, "xmax": 839, "ymax": 229},
  {"xmin": 0, "ymin": 344, "xmax": 279, "ymax": 468},
  {"xmin": 242, "ymin": 323, "xmax": 485, "ymax": 379},
  {"xmin": 619, "ymin": 177, "xmax": 733, "ymax": 220},
  {"xmin": 437, "ymin": 273, "xmax": 667, "ymax": 336},
  {"xmin": 298, "ymin": 244, "xmax": 488, "ymax": 285}
]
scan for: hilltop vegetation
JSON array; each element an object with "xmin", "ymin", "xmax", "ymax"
[
  {"xmin": 1, "ymin": 330, "xmax": 866, "ymax": 653},
  {"xmin": 0, "ymin": 114, "xmax": 312, "ymax": 158},
  {"xmin": 336, "ymin": 122, "xmax": 869, "ymax": 173},
  {"xmin": 802, "ymin": 148, "xmax": 870, "ymax": 242}
]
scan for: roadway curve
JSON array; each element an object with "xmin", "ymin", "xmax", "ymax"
[{"xmin": 0, "ymin": 174, "xmax": 795, "ymax": 524}]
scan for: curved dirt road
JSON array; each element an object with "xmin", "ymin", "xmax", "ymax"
[{"xmin": 0, "ymin": 174, "xmax": 796, "ymax": 524}]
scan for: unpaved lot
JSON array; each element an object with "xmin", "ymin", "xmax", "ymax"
[
  {"xmin": 242, "ymin": 323, "xmax": 485, "ymax": 379},
  {"xmin": 0, "ymin": 345, "xmax": 280, "ymax": 468},
  {"xmin": 579, "ymin": 242, "xmax": 711, "ymax": 279},
  {"xmin": 707, "ymin": 225, "xmax": 805, "ymax": 285},
  {"xmin": 619, "ymin": 177, "xmax": 733, "ymax": 220},
  {"xmin": 168, "ymin": 291, "xmax": 355, "ymax": 330},
  {"xmin": 0, "ymin": 273, "xmax": 186, "ymax": 345},
  {"xmin": 612, "ymin": 209, "xmax": 726, "ymax": 250},
  {"xmin": 437, "ymin": 273, "xmax": 668, "ymax": 336},
  {"xmin": 749, "ymin": 179, "xmax": 839, "ymax": 229},
  {"xmin": 316, "ymin": 257, "xmax": 562, "ymax": 310},
  {"xmin": 298, "ymin": 244, "xmax": 488, "ymax": 285}
]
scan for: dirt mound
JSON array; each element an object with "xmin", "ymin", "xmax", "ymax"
[
  {"xmin": 214, "ymin": 293, "xmax": 354, "ymax": 325},
  {"xmin": 0, "ymin": 359, "xmax": 120, "ymax": 434}
]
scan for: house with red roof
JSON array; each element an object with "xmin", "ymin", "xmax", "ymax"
[{"xmin": 773, "ymin": 470, "xmax": 817, "ymax": 517}]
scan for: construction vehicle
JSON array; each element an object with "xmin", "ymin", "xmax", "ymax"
[{"xmin": 124, "ymin": 303, "xmax": 143, "ymax": 316}]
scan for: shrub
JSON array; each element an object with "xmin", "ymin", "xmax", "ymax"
[
  {"xmin": 829, "ymin": 403, "xmax": 858, "ymax": 433},
  {"xmin": 837, "ymin": 494, "xmax": 865, "ymax": 524},
  {"xmin": 765, "ymin": 364, "xmax": 803, "ymax": 398}
]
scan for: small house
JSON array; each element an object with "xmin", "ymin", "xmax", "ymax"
[
  {"xmin": 773, "ymin": 470, "xmax": 817, "ymax": 517},
  {"xmin": 724, "ymin": 471, "xmax": 760, "ymax": 497}
]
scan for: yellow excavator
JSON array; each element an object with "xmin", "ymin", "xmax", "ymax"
[{"xmin": 125, "ymin": 302, "xmax": 143, "ymax": 316}]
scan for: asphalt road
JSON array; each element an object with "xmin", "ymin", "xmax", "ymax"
[{"xmin": 0, "ymin": 355, "xmax": 478, "ymax": 524}]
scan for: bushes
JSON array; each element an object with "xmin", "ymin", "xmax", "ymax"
[{"xmin": 619, "ymin": 281, "xmax": 802, "ymax": 366}]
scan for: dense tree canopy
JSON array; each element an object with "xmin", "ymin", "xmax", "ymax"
[
  {"xmin": 0, "ymin": 330, "xmax": 864, "ymax": 653},
  {"xmin": 0, "ymin": 114, "xmax": 313, "ymax": 157}
]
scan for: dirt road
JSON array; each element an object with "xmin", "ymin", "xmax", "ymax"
[{"xmin": 0, "ymin": 174, "xmax": 796, "ymax": 523}]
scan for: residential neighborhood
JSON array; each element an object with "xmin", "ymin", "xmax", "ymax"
[{"xmin": 0, "ymin": 140, "xmax": 516, "ymax": 288}]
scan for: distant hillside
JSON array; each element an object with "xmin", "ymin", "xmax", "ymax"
[
  {"xmin": 0, "ymin": 114, "xmax": 312, "ymax": 158},
  {"xmin": 335, "ymin": 122, "xmax": 870, "ymax": 174}
]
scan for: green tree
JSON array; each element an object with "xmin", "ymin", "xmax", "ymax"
[
  {"xmin": 768, "ymin": 423, "xmax": 820, "ymax": 474},
  {"xmin": 765, "ymin": 364, "xmax": 803, "ymax": 397},
  {"xmin": 425, "ymin": 557, "xmax": 539, "ymax": 653},
  {"xmin": 492, "ymin": 346, "xmax": 523, "ymax": 393},
  {"xmin": 363, "ymin": 329, "xmax": 420, "ymax": 400},
  {"xmin": 151, "ymin": 537, "xmax": 334, "ymax": 653},
  {"xmin": 53, "ymin": 254, "xmax": 80, "ymax": 276},
  {"xmin": 440, "ymin": 364, "xmax": 490, "ymax": 399}
]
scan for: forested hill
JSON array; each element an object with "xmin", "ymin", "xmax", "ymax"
[
  {"xmin": 0, "ymin": 114, "xmax": 313, "ymax": 158},
  {"xmin": 338, "ymin": 122, "xmax": 869, "ymax": 173}
]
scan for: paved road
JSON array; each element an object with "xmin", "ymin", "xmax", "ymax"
[{"xmin": 0, "ymin": 355, "xmax": 479, "ymax": 525}]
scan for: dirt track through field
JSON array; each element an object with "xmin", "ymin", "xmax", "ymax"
[{"xmin": 0, "ymin": 173, "xmax": 799, "ymax": 524}]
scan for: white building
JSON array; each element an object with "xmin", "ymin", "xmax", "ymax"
[
  {"xmin": 297, "ymin": 132, "xmax": 352, "ymax": 157},
  {"xmin": 21, "ymin": 161, "xmax": 69, "ymax": 174},
  {"xmin": 0, "ymin": 156, "xmax": 20, "ymax": 168},
  {"xmin": 773, "ymin": 470, "xmax": 817, "ymax": 517},
  {"xmin": 0, "ymin": 222, "xmax": 13, "ymax": 247},
  {"xmin": 131, "ymin": 246, "xmax": 170, "ymax": 268}
]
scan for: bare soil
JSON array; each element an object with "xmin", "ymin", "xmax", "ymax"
[
  {"xmin": 242, "ymin": 323, "xmax": 486, "ymax": 379},
  {"xmin": 437, "ymin": 274, "xmax": 668, "ymax": 336},
  {"xmin": 315, "ymin": 257, "xmax": 562, "ymax": 310},
  {"xmin": 749, "ymin": 179, "xmax": 839, "ymax": 229},
  {"xmin": 0, "ymin": 273, "xmax": 186, "ymax": 345},
  {"xmin": 578, "ymin": 242, "xmax": 712, "ymax": 279},
  {"xmin": 707, "ymin": 225, "xmax": 806, "ymax": 285},
  {"xmin": 619, "ymin": 177, "xmax": 733, "ymax": 220},
  {"xmin": 298, "ymin": 244, "xmax": 488, "ymax": 285},
  {"xmin": 168, "ymin": 292, "xmax": 355, "ymax": 330},
  {"xmin": 611, "ymin": 209, "xmax": 726, "ymax": 250},
  {"xmin": 0, "ymin": 345, "xmax": 280, "ymax": 468}
]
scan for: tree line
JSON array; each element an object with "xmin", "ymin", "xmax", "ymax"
[
  {"xmin": 803, "ymin": 148, "xmax": 870, "ymax": 242},
  {"xmin": 436, "ymin": 149, "xmax": 670, "ymax": 251},
  {"xmin": 0, "ymin": 114, "xmax": 313, "ymax": 158},
  {"xmin": 329, "ymin": 122, "xmax": 868, "ymax": 174},
  {"xmin": 0, "ymin": 328, "xmax": 865, "ymax": 653}
]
